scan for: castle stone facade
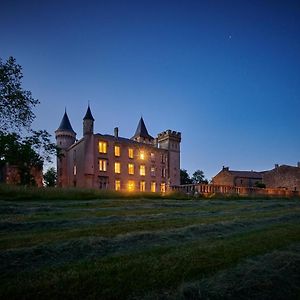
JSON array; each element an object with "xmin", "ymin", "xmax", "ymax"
[{"xmin": 55, "ymin": 107, "xmax": 181, "ymax": 192}]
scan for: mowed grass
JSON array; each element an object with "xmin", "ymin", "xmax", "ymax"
[{"xmin": 0, "ymin": 197, "xmax": 299, "ymax": 299}]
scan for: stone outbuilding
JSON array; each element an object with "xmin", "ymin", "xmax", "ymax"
[{"xmin": 212, "ymin": 167, "xmax": 263, "ymax": 188}]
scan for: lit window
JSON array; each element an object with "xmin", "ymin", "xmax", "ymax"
[
  {"xmin": 140, "ymin": 150, "xmax": 145, "ymax": 160},
  {"xmin": 151, "ymin": 152, "xmax": 155, "ymax": 161},
  {"xmin": 162, "ymin": 168, "xmax": 166, "ymax": 178},
  {"xmin": 115, "ymin": 180, "xmax": 121, "ymax": 191},
  {"xmin": 99, "ymin": 159, "xmax": 107, "ymax": 171},
  {"xmin": 140, "ymin": 181, "xmax": 146, "ymax": 192},
  {"xmin": 99, "ymin": 141, "xmax": 107, "ymax": 153},
  {"xmin": 151, "ymin": 166, "xmax": 155, "ymax": 176},
  {"xmin": 140, "ymin": 165, "xmax": 146, "ymax": 176},
  {"xmin": 128, "ymin": 163, "xmax": 134, "ymax": 175},
  {"xmin": 114, "ymin": 145, "xmax": 120, "ymax": 157},
  {"xmin": 115, "ymin": 162, "xmax": 121, "ymax": 174},
  {"xmin": 151, "ymin": 182, "xmax": 156, "ymax": 192},
  {"xmin": 128, "ymin": 148, "xmax": 134, "ymax": 159},
  {"xmin": 128, "ymin": 180, "xmax": 135, "ymax": 191},
  {"xmin": 73, "ymin": 165, "xmax": 77, "ymax": 175},
  {"xmin": 160, "ymin": 183, "xmax": 166, "ymax": 193}
]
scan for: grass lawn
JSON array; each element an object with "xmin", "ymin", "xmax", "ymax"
[{"xmin": 0, "ymin": 197, "xmax": 299, "ymax": 299}]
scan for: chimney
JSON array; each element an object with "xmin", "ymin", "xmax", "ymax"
[
  {"xmin": 222, "ymin": 166, "xmax": 229, "ymax": 171},
  {"xmin": 275, "ymin": 164, "xmax": 279, "ymax": 169},
  {"xmin": 114, "ymin": 127, "xmax": 119, "ymax": 138},
  {"xmin": 297, "ymin": 162, "xmax": 300, "ymax": 168}
]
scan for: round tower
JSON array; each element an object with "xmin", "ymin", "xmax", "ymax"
[
  {"xmin": 55, "ymin": 110, "xmax": 76, "ymax": 149},
  {"xmin": 55, "ymin": 110, "xmax": 76, "ymax": 187},
  {"xmin": 83, "ymin": 105, "xmax": 94, "ymax": 136}
]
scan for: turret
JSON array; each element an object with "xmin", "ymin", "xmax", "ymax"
[
  {"xmin": 55, "ymin": 110, "xmax": 76, "ymax": 149},
  {"xmin": 55, "ymin": 110, "xmax": 76, "ymax": 187},
  {"xmin": 131, "ymin": 117, "xmax": 154, "ymax": 144},
  {"xmin": 83, "ymin": 105, "xmax": 94, "ymax": 136},
  {"xmin": 157, "ymin": 130, "xmax": 181, "ymax": 186}
]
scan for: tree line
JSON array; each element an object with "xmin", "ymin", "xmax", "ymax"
[{"xmin": 180, "ymin": 169, "xmax": 208, "ymax": 185}]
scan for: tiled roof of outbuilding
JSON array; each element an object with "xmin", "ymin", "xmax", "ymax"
[{"xmin": 227, "ymin": 170, "xmax": 263, "ymax": 179}]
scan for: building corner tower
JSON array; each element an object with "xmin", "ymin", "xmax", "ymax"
[
  {"xmin": 83, "ymin": 105, "xmax": 95, "ymax": 188},
  {"xmin": 157, "ymin": 130, "xmax": 181, "ymax": 187},
  {"xmin": 55, "ymin": 110, "xmax": 76, "ymax": 187}
]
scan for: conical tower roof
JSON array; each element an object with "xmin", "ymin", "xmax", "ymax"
[
  {"xmin": 83, "ymin": 105, "xmax": 94, "ymax": 121},
  {"xmin": 57, "ymin": 111, "xmax": 75, "ymax": 133},
  {"xmin": 132, "ymin": 117, "xmax": 153, "ymax": 140}
]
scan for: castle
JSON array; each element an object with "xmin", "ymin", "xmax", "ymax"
[{"xmin": 55, "ymin": 106, "xmax": 181, "ymax": 192}]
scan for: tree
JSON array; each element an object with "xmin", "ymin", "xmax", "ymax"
[
  {"xmin": 0, "ymin": 56, "xmax": 39, "ymax": 132},
  {"xmin": 44, "ymin": 167, "xmax": 57, "ymax": 187},
  {"xmin": 180, "ymin": 169, "xmax": 192, "ymax": 185},
  {"xmin": 0, "ymin": 56, "xmax": 58, "ymax": 185},
  {"xmin": 191, "ymin": 169, "xmax": 208, "ymax": 184}
]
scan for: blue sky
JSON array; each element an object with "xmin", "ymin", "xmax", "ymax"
[{"xmin": 1, "ymin": 0, "xmax": 300, "ymax": 179}]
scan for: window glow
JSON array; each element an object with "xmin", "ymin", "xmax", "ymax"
[
  {"xmin": 99, "ymin": 141, "xmax": 107, "ymax": 153},
  {"xmin": 151, "ymin": 182, "xmax": 156, "ymax": 192},
  {"xmin": 127, "ymin": 180, "xmax": 135, "ymax": 191},
  {"xmin": 160, "ymin": 183, "xmax": 166, "ymax": 193},
  {"xmin": 73, "ymin": 165, "xmax": 77, "ymax": 175},
  {"xmin": 162, "ymin": 168, "xmax": 166, "ymax": 178},
  {"xmin": 140, "ymin": 165, "xmax": 146, "ymax": 176},
  {"xmin": 151, "ymin": 152, "xmax": 155, "ymax": 161},
  {"xmin": 115, "ymin": 180, "xmax": 121, "ymax": 191},
  {"xmin": 99, "ymin": 159, "xmax": 107, "ymax": 171},
  {"xmin": 128, "ymin": 163, "xmax": 134, "ymax": 175},
  {"xmin": 128, "ymin": 148, "xmax": 134, "ymax": 158},
  {"xmin": 114, "ymin": 145, "xmax": 120, "ymax": 157},
  {"xmin": 140, "ymin": 181, "xmax": 146, "ymax": 192},
  {"xmin": 114, "ymin": 162, "xmax": 121, "ymax": 174},
  {"xmin": 140, "ymin": 150, "xmax": 145, "ymax": 160}
]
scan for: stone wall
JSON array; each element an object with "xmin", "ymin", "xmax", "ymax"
[{"xmin": 263, "ymin": 165, "xmax": 300, "ymax": 191}]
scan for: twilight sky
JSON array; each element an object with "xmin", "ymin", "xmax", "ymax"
[{"xmin": 1, "ymin": 0, "xmax": 300, "ymax": 179}]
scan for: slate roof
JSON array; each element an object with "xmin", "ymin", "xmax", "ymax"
[
  {"xmin": 131, "ymin": 117, "xmax": 154, "ymax": 140},
  {"xmin": 83, "ymin": 105, "xmax": 94, "ymax": 121},
  {"xmin": 57, "ymin": 111, "xmax": 75, "ymax": 133}
]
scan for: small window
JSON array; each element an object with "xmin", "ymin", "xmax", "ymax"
[
  {"xmin": 151, "ymin": 166, "xmax": 155, "ymax": 177},
  {"xmin": 162, "ymin": 168, "xmax": 166, "ymax": 178},
  {"xmin": 99, "ymin": 159, "xmax": 107, "ymax": 171},
  {"xmin": 115, "ymin": 180, "xmax": 121, "ymax": 191},
  {"xmin": 140, "ymin": 165, "xmax": 146, "ymax": 176},
  {"xmin": 160, "ymin": 183, "xmax": 166, "ymax": 193},
  {"xmin": 128, "ymin": 180, "xmax": 135, "ymax": 191},
  {"xmin": 151, "ymin": 182, "xmax": 156, "ymax": 192},
  {"xmin": 73, "ymin": 165, "xmax": 77, "ymax": 175},
  {"xmin": 99, "ymin": 141, "xmax": 107, "ymax": 153},
  {"xmin": 115, "ymin": 162, "xmax": 121, "ymax": 174},
  {"xmin": 150, "ymin": 152, "xmax": 155, "ymax": 161},
  {"xmin": 140, "ymin": 181, "xmax": 146, "ymax": 192},
  {"xmin": 128, "ymin": 163, "xmax": 134, "ymax": 175},
  {"xmin": 128, "ymin": 148, "xmax": 134, "ymax": 159},
  {"xmin": 114, "ymin": 145, "xmax": 121, "ymax": 157}
]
